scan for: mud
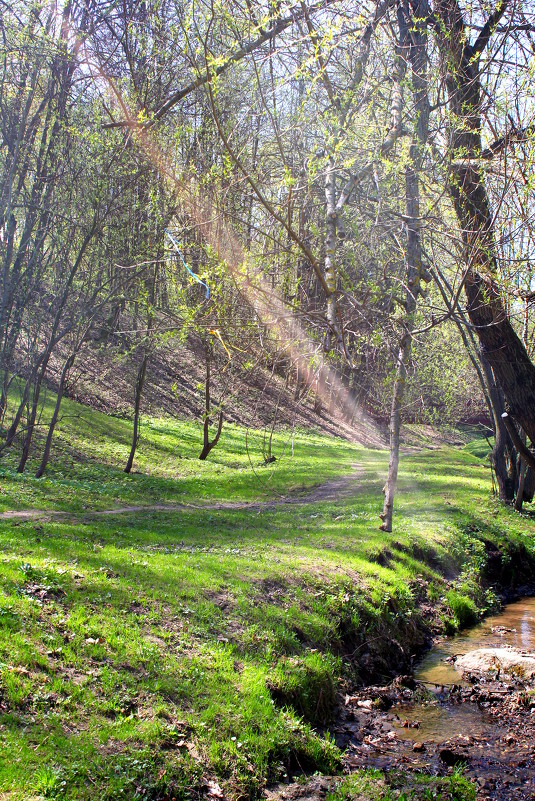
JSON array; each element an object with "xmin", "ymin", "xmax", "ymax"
[
  {"xmin": 266, "ymin": 675, "xmax": 535, "ymax": 800},
  {"xmin": 336, "ymin": 675, "xmax": 535, "ymax": 800}
]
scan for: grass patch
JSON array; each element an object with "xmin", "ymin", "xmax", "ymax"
[
  {"xmin": 446, "ymin": 590, "xmax": 479, "ymax": 630},
  {"xmin": 463, "ymin": 437, "xmax": 492, "ymax": 460},
  {"xmin": 267, "ymin": 652, "xmax": 337, "ymax": 725},
  {"xmin": 327, "ymin": 768, "xmax": 476, "ymax": 800},
  {"xmin": 0, "ymin": 387, "xmax": 357, "ymax": 513},
  {"xmin": 0, "ymin": 392, "xmax": 533, "ymax": 798}
]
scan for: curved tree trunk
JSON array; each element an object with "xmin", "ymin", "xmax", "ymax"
[
  {"xmin": 198, "ymin": 344, "xmax": 224, "ymax": 460},
  {"xmin": 435, "ymin": 0, "xmax": 535, "ymax": 445},
  {"xmin": 35, "ymin": 353, "xmax": 75, "ymax": 478},
  {"xmin": 124, "ymin": 351, "xmax": 148, "ymax": 474},
  {"xmin": 478, "ymin": 354, "xmax": 517, "ymax": 503}
]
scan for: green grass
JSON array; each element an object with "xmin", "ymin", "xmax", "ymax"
[
  {"xmin": 0, "ymin": 388, "xmax": 358, "ymax": 513},
  {"xmin": 0, "ymin": 392, "xmax": 533, "ymax": 800},
  {"xmin": 327, "ymin": 768, "xmax": 476, "ymax": 800}
]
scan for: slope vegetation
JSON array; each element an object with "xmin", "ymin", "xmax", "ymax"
[{"xmin": 0, "ymin": 393, "xmax": 533, "ymax": 800}]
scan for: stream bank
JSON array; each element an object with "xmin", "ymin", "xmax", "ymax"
[
  {"xmin": 265, "ymin": 548, "xmax": 535, "ymax": 801},
  {"xmin": 267, "ymin": 602, "xmax": 535, "ymax": 800}
]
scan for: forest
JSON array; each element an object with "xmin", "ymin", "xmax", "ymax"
[{"xmin": 0, "ymin": 0, "xmax": 535, "ymax": 798}]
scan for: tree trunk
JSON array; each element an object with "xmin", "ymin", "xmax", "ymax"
[
  {"xmin": 15, "ymin": 214, "xmax": 97, "ymax": 473},
  {"xmin": 16, "ymin": 356, "xmax": 50, "ymax": 473},
  {"xmin": 1, "ymin": 374, "xmax": 33, "ymax": 453},
  {"xmin": 35, "ymin": 353, "xmax": 75, "ymax": 478},
  {"xmin": 124, "ymin": 351, "xmax": 148, "ymax": 474},
  {"xmin": 199, "ymin": 345, "xmax": 224, "ymax": 460},
  {"xmin": 0, "ymin": 343, "xmax": 52, "ymax": 454},
  {"xmin": 323, "ymin": 157, "xmax": 342, "ymax": 353},
  {"xmin": 435, "ymin": 0, "xmax": 535, "ymax": 445},
  {"xmin": 381, "ymin": 337, "xmax": 409, "ymax": 531},
  {"xmin": 381, "ymin": 0, "xmax": 429, "ymax": 531},
  {"xmin": 515, "ymin": 462, "xmax": 526, "ymax": 513},
  {"xmin": 478, "ymin": 354, "xmax": 516, "ymax": 503},
  {"xmin": 523, "ymin": 468, "xmax": 535, "ymax": 504},
  {"xmin": 199, "ymin": 410, "xmax": 224, "ymax": 461}
]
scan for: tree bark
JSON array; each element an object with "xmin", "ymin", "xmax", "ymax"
[
  {"xmin": 515, "ymin": 460, "xmax": 526, "ymax": 513},
  {"xmin": 1, "ymin": 368, "xmax": 39, "ymax": 454},
  {"xmin": 323, "ymin": 157, "xmax": 343, "ymax": 352},
  {"xmin": 199, "ymin": 345, "xmax": 224, "ymax": 460},
  {"xmin": 381, "ymin": 0, "xmax": 429, "ymax": 532},
  {"xmin": 381, "ymin": 336, "xmax": 410, "ymax": 531},
  {"xmin": 435, "ymin": 0, "xmax": 535, "ymax": 445},
  {"xmin": 124, "ymin": 351, "xmax": 148, "ymax": 474},
  {"xmin": 35, "ymin": 353, "xmax": 75, "ymax": 478},
  {"xmin": 15, "ymin": 220, "xmax": 97, "ymax": 473},
  {"xmin": 478, "ymin": 354, "xmax": 516, "ymax": 502},
  {"xmin": 501, "ymin": 413, "xmax": 535, "ymax": 472}
]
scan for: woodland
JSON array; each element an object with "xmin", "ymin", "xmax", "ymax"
[{"xmin": 0, "ymin": 0, "xmax": 535, "ymax": 799}]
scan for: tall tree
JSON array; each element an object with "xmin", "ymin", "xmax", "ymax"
[
  {"xmin": 432, "ymin": 0, "xmax": 535, "ymax": 446},
  {"xmin": 381, "ymin": 0, "xmax": 430, "ymax": 531}
]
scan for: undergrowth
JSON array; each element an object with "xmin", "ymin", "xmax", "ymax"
[{"xmin": 327, "ymin": 767, "xmax": 476, "ymax": 801}]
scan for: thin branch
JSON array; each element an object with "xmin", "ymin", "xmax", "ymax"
[
  {"xmin": 470, "ymin": 0, "xmax": 510, "ymax": 58},
  {"xmin": 501, "ymin": 413, "xmax": 535, "ymax": 470},
  {"xmin": 103, "ymin": 0, "xmax": 341, "ymax": 129}
]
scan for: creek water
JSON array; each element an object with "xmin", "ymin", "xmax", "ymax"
[
  {"xmin": 395, "ymin": 596, "xmax": 535, "ymax": 746},
  {"xmin": 337, "ymin": 598, "xmax": 535, "ymax": 799}
]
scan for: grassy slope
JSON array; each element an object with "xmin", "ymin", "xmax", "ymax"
[
  {"xmin": 0, "ymin": 394, "xmax": 533, "ymax": 800},
  {"xmin": 0, "ymin": 391, "xmax": 359, "ymax": 513}
]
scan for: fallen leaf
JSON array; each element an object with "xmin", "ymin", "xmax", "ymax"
[{"xmin": 205, "ymin": 779, "xmax": 225, "ymax": 799}]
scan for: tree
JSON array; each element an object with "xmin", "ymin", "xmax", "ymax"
[
  {"xmin": 381, "ymin": 0, "xmax": 431, "ymax": 531},
  {"xmin": 432, "ymin": 0, "xmax": 535, "ymax": 445}
]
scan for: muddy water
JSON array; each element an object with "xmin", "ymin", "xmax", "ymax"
[
  {"xmin": 336, "ymin": 598, "xmax": 535, "ymax": 799},
  {"xmin": 416, "ymin": 597, "xmax": 535, "ymax": 686},
  {"xmin": 396, "ymin": 596, "xmax": 535, "ymax": 745}
]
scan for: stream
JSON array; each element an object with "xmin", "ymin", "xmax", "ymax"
[
  {"xmin": 398, "ymin": 596, "xmax": 535, "ymax": 745},
  {"xmin": 335, "ymin": 597, "xmax": 535, "ymax": 800}
]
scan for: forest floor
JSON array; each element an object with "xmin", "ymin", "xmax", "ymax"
[{"xmin": 0, "ymin": 392, "xmax": 533, "ymax": 800}]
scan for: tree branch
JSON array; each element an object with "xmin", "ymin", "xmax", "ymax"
[
  {"xmin": 470, "ymin": 0, "xmax": 510, "ymax": 58},
  {"xmin": 480, "ymin": 124, "xmax": 535, "ymax": 159},
  {"xmin": 103, "ymin": 0, "xmax": 341, "ymax": 129},
  {"xmin": 203, "ymin": 49, "xmax": 330, "ymax": 297}
]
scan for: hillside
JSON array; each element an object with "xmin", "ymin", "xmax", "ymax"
[
  {"xmin": 46, "ymin": 336, "xmax": 386, "ymax": 448},
  {"xmin": 0, "ymin": 393, "xmax": 533, "ymax": 800},
  {"xmin": 4, "ymin": 2, "xmax": 535, "ymax": 798}
]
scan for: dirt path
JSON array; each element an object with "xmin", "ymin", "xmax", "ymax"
[{"xmin": 0, "ymin": 465, "xmax": 365, "ymax": 522}]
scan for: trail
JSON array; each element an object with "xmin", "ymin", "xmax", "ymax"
[{"xmin": 0, "ymin": 464, "xmax": 365, "ymax": 522}]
